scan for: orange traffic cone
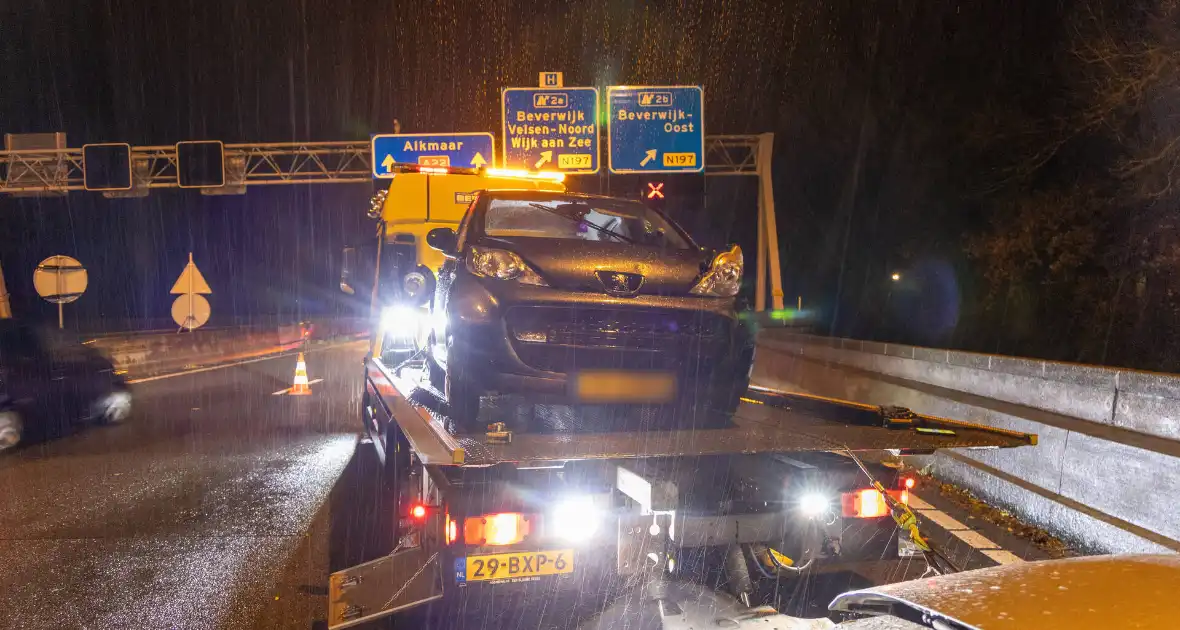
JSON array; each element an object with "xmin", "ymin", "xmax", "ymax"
[{"xmin": 289, "ymin": 352, "xmax": 312, "ymax": 396}]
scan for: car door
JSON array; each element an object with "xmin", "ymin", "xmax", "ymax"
[
  {"xmin": 47, "ymin": 331, "xmax": 108, "ymax": 422},
  {"xmin": 0, "ymin": 324, "xmax": 66, "ymax": 438},
  {"xmin": 430, "ymin": 206, "xmax": 474, "ymax": 367}
]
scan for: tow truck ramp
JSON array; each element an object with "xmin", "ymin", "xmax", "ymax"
[
  {"xmin": 366, "ymin": 357, "xmax": 1035, "ymax": 468},
  {"xmin": 331, "ymin": 356, "xmax": 1036, "ymax": 628}
]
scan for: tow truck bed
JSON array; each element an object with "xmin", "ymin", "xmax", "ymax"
[
  {"xmin": 336, "ymin": 357, "xmax": 1036, "ymax": 629},
  {"xmin": 367, "ymin": 358, "xmax": 1035, "ymax": 467}
]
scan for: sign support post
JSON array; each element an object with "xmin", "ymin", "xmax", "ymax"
[{"xmin": 757, "ymin": 132, "xmax": 783, "ymax": 312}]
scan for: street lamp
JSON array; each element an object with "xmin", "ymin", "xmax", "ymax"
[{"xmin": 890, "ymin": 272, "xmax": 901, "ymax": 282}]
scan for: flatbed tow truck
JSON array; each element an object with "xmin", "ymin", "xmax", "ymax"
[
  {"xmin": 328, "ymin": 163, "xmax": 1036, "ymax": 628},
  {"xmin": 328, "ymin": 350, "xmax": 1036, "ymax": 628}
]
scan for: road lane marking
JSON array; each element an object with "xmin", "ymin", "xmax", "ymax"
[
  {"xmin": 272, "ymin": 378, "xmax": 323, "ymax": 395},
  {"xmin": 911, "ymin": 492, "xmax": 1025, "ymax": 564},
  {"xmin": 915, "ymin": 509, "xmax": 968, "ymax": 531},
  {"xmin": 949, "ymin": 529, "xmax": 1001, "ymax": 549},
  {"xmin": 906, "ymin": 495, "xmax": 934, "ymax": 510},
  {"xmin": 981, "ymin": 549, "xmax": 1024, "ymax": 565}
]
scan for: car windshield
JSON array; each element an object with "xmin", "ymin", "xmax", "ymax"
[{"xmin": 482, "ymin": 196, "xmax": 692, "ymax": 249}]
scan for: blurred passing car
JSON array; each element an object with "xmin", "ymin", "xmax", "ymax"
[
  {"xmin": 424, "ymin": 190, "xmax": 755, "ymax": 430},
  {"xmin": 0, "ymin": 320, "xmax": 131, "ymax": 452},
  {"xmin": 829, "ymin": 553, "xmax": 1179, "ymax": 629}
]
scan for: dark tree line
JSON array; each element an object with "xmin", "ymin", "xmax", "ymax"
[{"xmin": 803, "ymin": 0, "xmax": 1180, "ymax": 371}]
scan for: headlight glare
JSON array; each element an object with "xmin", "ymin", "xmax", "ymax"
[
  {"xmin": 799, "ymin": 492, "xmax": 829, "ymax": 518},
  {"xmin": 381, "ymin": 305, "xmax": 421, "ymax": 343},
  {"xmin": 550, "ymin": 495, "xmax": 601, "ymax": 543}
]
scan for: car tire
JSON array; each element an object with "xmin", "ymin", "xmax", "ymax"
[
  {"xmin": 709, "ymin": 344, "xmax": 755, "ymax": 418},
  {"xmin": 444, "ymin": 360, "xmax": 482, "ymax": 433},
  {"xmin": 0, "ymin": 411, "xmax": 22, "ymax": 453},
  {"xmin": 711, "ymin": 376, "xmax": 747, "ymax": 415},
  {"xmin": 94, "ymin": 389, "xmax": 133, "ymax": 425},
  {"xmin": 427, "ymin": 355, "xmax": 446, "ymax": 393}
]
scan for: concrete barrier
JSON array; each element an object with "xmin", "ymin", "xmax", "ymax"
[
  {"xmin": 87, "ymin": 326, "xmax": 301, "ymax": 378},
  {"xmin": 753, "ymin": 330, "xmax": 1180, "ymax": 555},
  {"xmin": 86, "ymin": 318, "xmax": 369, "ymax": 379}
]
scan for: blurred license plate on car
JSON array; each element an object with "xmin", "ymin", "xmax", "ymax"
[
  {"xmin": 457, "ymin": 549, "xmax": 573, "ymax": 584},
  {"xmin": 574, "ymin": 371, "xmax": 676, "ymax": 403}
]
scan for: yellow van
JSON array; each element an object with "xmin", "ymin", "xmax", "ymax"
[{"xmin": 341, "ymin": 165, "xmax": 566, "ymax": 357}]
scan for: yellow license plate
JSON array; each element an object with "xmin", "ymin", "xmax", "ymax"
[
  {"xmin": 574, "ymin": 370, "xmax": 676, "ymax": 403},
  {"xmin": 460, "ymin": 549, "xmax": 573, "ymax": 583},
  {"xmin": 663, "ymin": 152, "xmax": 698, "ymax": 167}
]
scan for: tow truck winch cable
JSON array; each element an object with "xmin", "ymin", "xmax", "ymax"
[{"xmin": 842, "ymin": 449, "xmax": 960, "ymax": 575}]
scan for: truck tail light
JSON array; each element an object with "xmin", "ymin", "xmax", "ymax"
[
  {"xmin": 464, "ymin": 513, "xmax": 531, "ymax": 546},
  {"xmin": 410, "ymin": 504, "xmax": 427, "ymax": 520},
  {"xmin": 446, "ymin": 513, "xmax": 458, "ymax": 545},
  {"xmin": 841, "ymin": 489, "xmax": 908, "ymax": 519}
]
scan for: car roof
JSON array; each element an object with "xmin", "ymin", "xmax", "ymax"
[
  {"xmin": 480, "ymin": 190, "xmax": 643, "ymax": 204},
  {"xmin": 829, "ymin": 554, "xmax": 1180, "ymax": 629}
]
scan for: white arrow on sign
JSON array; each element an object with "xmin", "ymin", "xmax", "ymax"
[
  {"xmin": 640, "ymin": 149, "xmax": 657, "ymax": 167},
  {"xmin": 171, "ymin": 252, "xmax": 212, "ymax": 331},
  {"xmin": 471, "ymin": 152, "xmax": 487, "ymax": 167},
  {"xmin": 535, "ymin": 151, "xmax": 553, "ymax": 168},
  {"xmin": 381, "ymin": 154, "xmax": 396, "ymax": 173}
]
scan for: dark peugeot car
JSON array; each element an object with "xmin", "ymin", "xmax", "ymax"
[
  {"xmin": 423, "ymin": 190, "xmax": 754, "ymax": 430},
  {"xmin": 0, "ymin": 320, "xmax": 131, "ymax": 452}
]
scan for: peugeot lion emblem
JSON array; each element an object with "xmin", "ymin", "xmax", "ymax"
[{"xmin": 596, "ymin": 271, "xmax": 644, "ymax": 297}]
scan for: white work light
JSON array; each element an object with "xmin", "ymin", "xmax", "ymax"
[
  {"xmin": 799, "ymin": 493, "xmax": 829, "ymax": 518},
  {"xmin": 550, "ymin": 495, "xmax": 601, "ymax": 543}
]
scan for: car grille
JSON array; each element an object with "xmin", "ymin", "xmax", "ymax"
[{"xmin": 507, "ymin": 306, "xmax": 730, "ymax": 373}]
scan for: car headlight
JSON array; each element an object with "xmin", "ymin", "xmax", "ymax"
[
  {"xmin": 690, "ymin": 245, "xmax": 743, "ymax": 297},
  {"xmin": 381, "ymin": 305, "xmax": 421, "ymax": 341},
  {"xmin": 467, "ymin": 247, "xmax": 547, "ymax": 286}
]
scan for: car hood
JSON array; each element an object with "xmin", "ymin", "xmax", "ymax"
[
  {"xmin": 483, "ymin": 236, "xmax": 710, "ymax": 295},
  {"xmin": 829, "ymin": 554, "xmax": 1180, "ymax": 630}
]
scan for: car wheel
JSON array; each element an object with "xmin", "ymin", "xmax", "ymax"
[
  {"xmin": 94, "ymin": 389, "xmax": 133, "ymax": 425},
  {"xmin": 427, "ymin": 355, "xmax": 446, "ymax": 392},
  {"xmin": 444, "ymin": 360, "xmax": 482, "ymax": 433},
  {"xmin": 0, "ymin": 411, "xmax": 22, "ymax": 453}
]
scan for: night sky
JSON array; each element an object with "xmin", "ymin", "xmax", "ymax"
[{"xmin": 0, "ymin": 1, "xmax": 1072, "ymax": 335}]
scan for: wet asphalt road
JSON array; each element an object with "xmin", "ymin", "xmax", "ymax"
[
  {"xmin": 0, "ymin": 342, "xmax": 1049, "ymax": 630},
  {"xmin": 0, "ymin": 343, "xmax": 367, "ymax": 630}
]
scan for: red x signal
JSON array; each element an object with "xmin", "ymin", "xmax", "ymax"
[{"xmin": 646, "ymin": 182, "xmax": 665, "ymax": 199}]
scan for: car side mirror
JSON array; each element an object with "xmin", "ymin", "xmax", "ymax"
[
  {"xmin": 427, "ymin": 227, "xmax": 458, "ymax": 258},
  {"xmin": 340, "ymin": 247, "xmax": 356, "ymax": 294}
]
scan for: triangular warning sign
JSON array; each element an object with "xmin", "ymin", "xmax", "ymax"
[{"xmin": 170, "ymin": 253, "xmax": 212, "ymax": 294}]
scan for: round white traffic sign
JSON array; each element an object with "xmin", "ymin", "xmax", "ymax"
[
  {"xmin": 33, "ymin": 255, "xmax": 88, "ymax": 304},
  {"xmin": 171, "ymin": 294, "xmax": 211, "ymax": 331}
]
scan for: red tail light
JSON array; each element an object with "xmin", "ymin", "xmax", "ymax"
[
  {"xmin": 902, "ymin": 477, "xmax": 916, "ymax": 490},
  {"xmin": 841, "ymin": 488, "xmax": 907, "ymax": 518},
  {"xmin": 464, "ymin": 513, "xmax": 531, "ymax": 546},
  {"xmin": 446, "ymin": 513, "xmax": 458, "ymax": 544},
  {"xmin": 410, "ymin": 504, "xmax": 427, "ymax": 520}
]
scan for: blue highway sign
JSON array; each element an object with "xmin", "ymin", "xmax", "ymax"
[
  {"xmin": 502, "ymin": 87, "xmax": 599, "ymax": 174},
  {"xmin": 607, "ymin": 86, "xmax": 704, "ymax": 174},
  {"xmin": 371, "ymin": 132, "xmax": 494, "ymax": 178}
]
